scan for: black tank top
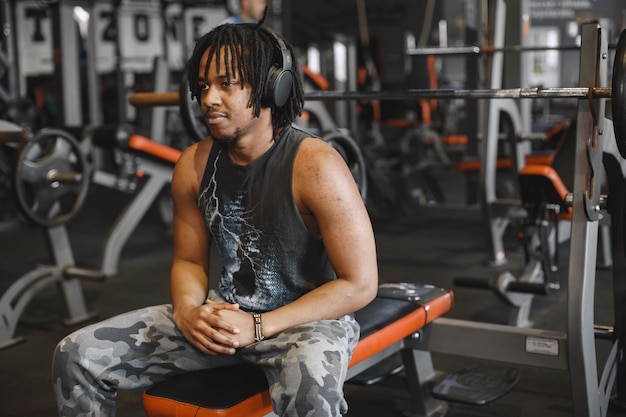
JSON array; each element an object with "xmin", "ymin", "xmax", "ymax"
[{"xmin": 198, "ymin": 125, "xmax": 335, "ymax": 312}]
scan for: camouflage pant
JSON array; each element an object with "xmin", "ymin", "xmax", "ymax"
[{"xmin": 52, "ymin": 303, "xmax": 360, "ymax": 417}]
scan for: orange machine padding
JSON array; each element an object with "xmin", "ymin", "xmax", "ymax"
[
  {"xmin": 544, "ymin": 121, "xmax": 567, "ymax": 142},
  {"xmin": 427, "ymin": 54, "xmax": 438, "ymax": 113},
  {"xmin": 519, "ymin": 164, "xmax": 572, "ymax": 220},
  {"xmin": 358, "ymin": 67, "xmax": 367, "ymax": 87},
  {"xmin": 519, "ymin": 164, "xmax": 568, "ymax": 201},
  {"xmin": 456, "ymin": 152, "xmax": 553, "ymax": 172},
  {"xmin": 419, "ymin": 100, "xmax": 433, "ymax": 125},
  {"xmin": 441, "ymin": 135, "xmax": 468, "ymax": 145},
  {"xmin": 456, "ymin": 158, "xmax": 513, "ymax": 171},
  {"xmin": 383, "ymin": 119, "xmax": 421, "ymax": 128},
  {"xmin": 525, "ymin": 153, "xmax": 554, "ymax": 166},
  {"xmin": 302, "ymin": 65, "xmax": 330, "ymax": 91},
  {"xmin": 128, "ymin": 135, "xmax": 182, "ymax": 164},
  {"xmin": 423, "ymin": 135, "xmax": 468, "ymax": 146},
  {"xmin": 142, "ymin": 291, "xmax": 454, "ymax": 417}
]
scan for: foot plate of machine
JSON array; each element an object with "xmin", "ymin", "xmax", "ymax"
[{"xmin": 432, "ymin": 362, "xmax": 521, "ymax": 405}]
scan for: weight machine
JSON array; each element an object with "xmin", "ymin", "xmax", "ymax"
[
  {"xmin": 0, "ymin": 122, "xmax": 179, "ymax": 349},
  {"xmin": 413, "ymin": 23, "xmax": 626, "ymax": 416}
]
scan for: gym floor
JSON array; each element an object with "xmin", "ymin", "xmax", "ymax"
[{"xmin": 0, "ymin": 169, "xmax": 623, "ymax": 417}]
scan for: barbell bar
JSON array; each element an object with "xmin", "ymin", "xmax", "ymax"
[
  {"xmin": 304, "ymin": 86, "xmax": 612, "ymax": 101},
  {"xmin": 129, "ymin": 86, "xmax": 611, "ymax": 107},
  {"xmin": 406, "ymin": 44, "xmax": 616, "ymax": 56}
]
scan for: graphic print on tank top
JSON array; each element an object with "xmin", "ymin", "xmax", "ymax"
[{"xmin": 198, "ymin": 146, "xmax": 302, "ymax": 311}]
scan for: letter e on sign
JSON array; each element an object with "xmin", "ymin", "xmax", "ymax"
[{"xmin": 163, "ymin": 3, "xmax": 184, "ymax": 71}]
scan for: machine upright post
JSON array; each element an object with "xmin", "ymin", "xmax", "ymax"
[{"xmin": 567, "ymin": 22, "xmax": 606, "ymax": 417}]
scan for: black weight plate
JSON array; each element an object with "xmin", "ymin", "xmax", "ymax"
[
  {"xmin": 13, "ymin": 129, "xmax": 89, "ymax": 227},
  {"xmin": 612, "ymin": 28, "xmax": 626, "ymax": 159}
]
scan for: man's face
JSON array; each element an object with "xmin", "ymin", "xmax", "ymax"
[
  {"xmin": 244, "ymin": 0, "xmax": 267, "ymax": 21},
  {"xmin": 196, "ymin": 48, "xmax": 257, "ymax": 143}
]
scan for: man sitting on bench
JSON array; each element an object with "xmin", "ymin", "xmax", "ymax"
[{"xmin": 51, "ymin": 19, "xmax": 378, "ymax": 417}]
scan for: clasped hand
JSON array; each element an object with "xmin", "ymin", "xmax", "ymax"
[{"xmin": 174, "ymin": 300, "xmax": 256, "ymax": 355}]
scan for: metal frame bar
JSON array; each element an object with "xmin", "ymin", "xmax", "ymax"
[
  {"xmin": 0, "ymin": 225, "xmax": 95, "ymax": 349},
  {"xmin": 412, "ymin": 317, "xmax": 569, "ymax": 370},
  {"xmin": 406, "ymin": 44, "xmax": 596, "ymax": 56},
  {"xmin": 98, "ymin": 157, "xmax": 173, "ymax": 277},
  {"xmin": 566, "ymin": 22, "xmax": 608, "ymax": 417}
]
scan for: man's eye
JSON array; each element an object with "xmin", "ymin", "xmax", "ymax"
[{"xmin": 199, "ymin": 84, "xmax": 209, "ymax": 91}]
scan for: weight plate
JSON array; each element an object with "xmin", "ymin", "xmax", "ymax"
[{"xmin": 13, "ymin": 128, "xmax": 90, "ymax": 227}]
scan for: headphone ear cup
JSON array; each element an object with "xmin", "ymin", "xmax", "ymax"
[{"xmin": 264, "ymin": 65, "xmax": 293, "ymax": 107}]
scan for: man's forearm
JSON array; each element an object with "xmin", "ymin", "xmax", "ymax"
[
  {"xmin": 170, "ymin": 261, "xmax": 210, "ymax": 312},
  {"xmin": 260, "ymin": 277, "xmax": 377, "ymax": 338}
]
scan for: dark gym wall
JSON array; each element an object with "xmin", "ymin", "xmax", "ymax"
[
  {"xmin": 283, "ymin": 0, "xmax": 441, "ymax": 90},
  {"xmin": 529, "ymin": 0, "xmax": 624, "ymax": 89}
]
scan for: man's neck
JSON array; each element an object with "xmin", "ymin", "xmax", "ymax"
[{"xmin": 227, "ymin": 127, "xmax": 280, "ymax": 166}]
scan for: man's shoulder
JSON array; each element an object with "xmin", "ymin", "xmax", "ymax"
[
  {"xmin": 284, "ymin": 124, "xmax": 319, "ymax": 142},
  {"xmin": 293, "ymin": 133, "xmax": 338, "ymax": 166},
  {"xmin": 176, "ymin": 139, "xmax": 214, "ymax": 169}
]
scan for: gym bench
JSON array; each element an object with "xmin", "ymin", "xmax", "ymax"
[{"xmin": 142, "ymin": 283, "xmax": 454, "ymax": 417}]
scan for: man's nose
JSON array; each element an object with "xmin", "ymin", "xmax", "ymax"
[{"xmin": 202, "ymin": 86, "xmax": 221, "ymax": 107}]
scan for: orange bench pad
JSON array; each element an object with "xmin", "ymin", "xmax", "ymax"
[
  {"xmin": 128, "ymin": 135, "xmax": 182, "ymax": 164},
  {"xmin": 143, "ymin": 389, "xmax": 272, "ymax": 417}
]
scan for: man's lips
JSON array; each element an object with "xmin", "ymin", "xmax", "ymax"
[{"xmin": 206, "ymin": 112, "xmax": 227, "ymax": 124}]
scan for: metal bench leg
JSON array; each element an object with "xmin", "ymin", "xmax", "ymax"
[{"xmin": 401, "ymin": 348, "xmax": 447, "ymax": 417}]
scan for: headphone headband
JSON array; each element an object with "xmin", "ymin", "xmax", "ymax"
[
  {"xmin": 259, "ymin": 25, "xmax": 294, "ymax": 107},
  {"xmin": 261, "ymin": 26, "xmax": 292, "ymax": 72}
]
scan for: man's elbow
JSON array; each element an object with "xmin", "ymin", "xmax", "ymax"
[{"xmin": 358, "ymin": 273, "xmax": 379, "ymax": 307}]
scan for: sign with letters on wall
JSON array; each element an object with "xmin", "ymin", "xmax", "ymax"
[
  {"xmin": 15, "ymin": 0, "xmax": 228, "ymax": 76},
  {"xmin": 16, "ymin": 1, "xmax": 54, "ymax": 76},
  {"xmin": 94, "ymin": 0, "xmax": 163, "ymax": 73}
]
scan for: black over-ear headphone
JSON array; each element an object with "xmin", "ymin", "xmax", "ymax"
[{"xmin": 260, "ymin": 26, "xmax": 294, "ymax": 107}]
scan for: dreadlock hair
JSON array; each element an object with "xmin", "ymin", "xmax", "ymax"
[{"xmin": 186, "ymin": 23, "xmax": 304, "ymax": 134}]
